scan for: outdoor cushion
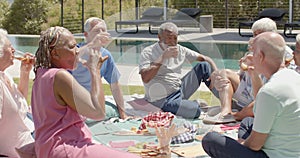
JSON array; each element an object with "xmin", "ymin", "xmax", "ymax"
[
  {"xmin": 173, "ymin": 8, "xmax": 202, "ymax": 20},
  {"xmin": 142, "ymin": 7, "xmax": 164, "ymax": 17},
  {"xmin": 257, "ymin": 8, "xmax": 286, "ymax": 21}
]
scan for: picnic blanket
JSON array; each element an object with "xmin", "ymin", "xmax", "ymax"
[{"xmin": 86, "ymin": 95, "xmax": 238, "ymax": 157}]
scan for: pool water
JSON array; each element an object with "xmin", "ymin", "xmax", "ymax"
[
  {"xmin": 9, "ymin": 35, "xmax": 250, "ymax": 70},
  {"xmin": 107, "ymin": 40, "xmax": 248, "ymax": 70}
]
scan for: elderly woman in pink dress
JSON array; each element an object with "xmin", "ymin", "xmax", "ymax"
[
  {"xmin": 31, "ymin": 26, "xmax": 139, "ymax": 158},
  {"xmin": 0, "ymin": 28, "xmax": 34, "ymax": 157}
]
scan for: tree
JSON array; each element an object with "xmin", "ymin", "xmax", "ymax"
[
  {"xmin": 0, "ymin": 1, "xmax": 9, "ymax": 28},
  {"xmin": 2, "ymin": 0, "xmax": 49, "ymax": 34},
  {"xmin": 42, "ymin": 0, "xmax": 61, "ymax": 31}
]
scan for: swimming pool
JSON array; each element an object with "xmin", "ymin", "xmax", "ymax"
[
  {"xmin": 8, "ymin": 35, "xmax": 251, "ymax": 70},
  {"xmin": 110, "ymin": 39, "xmax": 250, "ymax": 70}
]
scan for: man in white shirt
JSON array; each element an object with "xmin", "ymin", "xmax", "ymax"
[{"xmin": 139, "ymin": 22, "xmax": 217, "ymax": 119}]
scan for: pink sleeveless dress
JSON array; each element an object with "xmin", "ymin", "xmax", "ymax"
[{"xmin": 31, "ymin": 68, "xmax": 139, "ymax": 158}]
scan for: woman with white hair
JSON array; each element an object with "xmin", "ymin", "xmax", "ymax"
[{"xmin": 0, "ymin": 28, "xmax": 34, "ymax": 157}]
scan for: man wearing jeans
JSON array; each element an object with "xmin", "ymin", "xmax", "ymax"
[
  {"xmin": 202, "ymin": 32, "xmax": 300, "ymax": 158},
  {"xmin": 139, "ymin": 22, "xmax": 217, "ymax": 119}
]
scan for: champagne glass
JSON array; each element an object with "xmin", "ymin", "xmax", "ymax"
[
  {"xmin": 240, "ymin": 51, "xmax": 253, "ymax": 71},
  {"xmin": 240, "ymin": 62, "xmax": 248, "ymax": 71},
  {"xmin": 285, "ymin": 53, "xmax": 294, "ymax": 65},
  {"xmin": 13, "ymin": 50, "xmax": 34, "ymax": 63},
  {"xmin": 14, "ymin": 50, "xmax": 27, "ymax": 61}
]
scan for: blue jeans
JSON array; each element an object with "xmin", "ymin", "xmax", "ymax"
[
  {"xmin": 238, "ymin": 117, "xmax": 254, "ymax": 139},
  {"xmin": 150, "ymin": 62, "xmax": 212, "ymax": 119},
  {"xmin": 202, "ymin": 131, "xmax": 269, "ymax": 158}
]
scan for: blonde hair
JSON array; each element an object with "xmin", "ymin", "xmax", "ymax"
[
  {"xmin": 34, "ymin": 26, "xmax": 67, "ymax": 73},
  {"xmin": 0, "ymin": 28, "xmax": 8, "ymax": 58}
]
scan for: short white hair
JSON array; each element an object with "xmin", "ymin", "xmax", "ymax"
[
  {"xmin": 158, "ymin": 22, "xmax": 178, "ymax": 35},
  {"xmin": 252, "ymin": 18, "xmax": 277, "ymax": 32},
  {"xmin": 83, "ymin": 17, "xmax": 106, "ymax": 32},
  {"xmin": 0, "ymin": 28, "xmax": 8, "ymax": 58}
]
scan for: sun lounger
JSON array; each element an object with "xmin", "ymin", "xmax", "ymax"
[
  {"xmin": 238, "ymin": 8, "xmax": 287, "ymax": 37},
  {"xmin": 284, "ymin": 20, "xmax": 300, "ymax": 38},
  {"xmin": 148, "ymin": 8, "xmax": 202, "ymax": 34},
  {"xmin": 115, "ymin": 7, "xmax": 164, "ymax": 34}
]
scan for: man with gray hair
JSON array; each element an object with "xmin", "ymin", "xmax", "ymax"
[
  {"xmin": 251, "ymin": 17, "xmax": 277, "ymax": 36},
  {"xmin": 205, "ymin": 18, "xmax": 294, "ymax": 123},
  {"xmin": 71, "ymin": 17, "xmax": 127, "ymax": 119},
  {"xmin": 202, "ymin": 32, "xmax": 300, "ymax": 158},
  {"xmin": 139, "ymin": 22, "xmax": 218, "ymax": 119}
]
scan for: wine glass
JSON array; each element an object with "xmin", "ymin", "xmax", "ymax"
[
  {"xmin": 239, "ymin": 51, "xmax": 253, "ymax": 71},
  {"xmin": 13, "ymin": 50, "xmax": 27, "ymax": 61},
  {"xmin": 285, "ymin": 53, "xmax": 294, "ymax": 65},
  {"xmin": 13, "ymin": 50, "xmax": 34, "ymax": 63}
]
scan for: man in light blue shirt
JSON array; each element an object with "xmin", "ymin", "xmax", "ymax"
[{"xmin": 71, "ymin": 17, "xmax": 127, "ymax": 119}]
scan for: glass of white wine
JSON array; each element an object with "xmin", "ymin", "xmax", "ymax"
[
  {"xmin": 14, "ymin": 50, "xmax": 27, "ymax": 61},
  {"xmin": 285, "ymin": 53, "xmax": 294, "ymax": 65},
  {"xmin": 13, "ymin": 50, "xmax": 34, "ymax": 63},
  {"xmin": 239, "ymin": 51, "xmax": 253, "ymax": 71}
]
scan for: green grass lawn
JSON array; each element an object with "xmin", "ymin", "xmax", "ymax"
[{"xmin": 14, "ymin": 78, "xmax": 220, "ymax": 106}]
